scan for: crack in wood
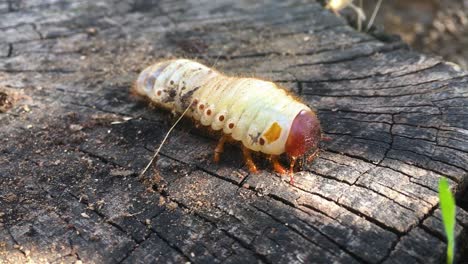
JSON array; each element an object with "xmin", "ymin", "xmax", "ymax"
[
  {"xmin": 390, "ymin": 145, "xmax": 468, "ymax": 174},
  {"xmin": 325, "ymin": 132, "xmax": 392, "ymax": 145},
  {"xmin": 311, "ymin": 74, "xmax": 468, "ymax": 94},
  {"xmin": 67, "ymin": 191, "xmax": 142, "ymax": 242},
  {"xmin": 324, "ymin": 168, "xmax": 423, "ymax": 212},
  {"xmin": 252, "ymin": 204, "xmax": 368, "ymax": 263},
  {"xmin": 5, "ymin": 227, "xmax": 28, "ymax": 257},
  {"xmin": 150, "ymin": 195, "xmax": 261, "ymax": 263},
  {"xmin": 292, "ymin": 181, "xmax": 405, "ymax": 236},
  {"xmin": 295, "ymin": 60, "xmax": 443, "ymax": 84},
  {"xmin": 304, "ymin": 84, "xmax": 454, "ymax": 98},
  {"xmin": 378, "ymin": 205, "xmax": 439, "ymax": 263},
  {"xmin": 6, "ymin": 43, "xmax": 13, "ymax": 57}
]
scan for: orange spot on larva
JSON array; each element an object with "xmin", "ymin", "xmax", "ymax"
[
  {"xmin": 228, "ymin": 123, "xmax": 234, "ymax": 129},
  {"xmin": 206, "ymin": 109, "xmax": 212, "ymax": 115},
  {"xmin": 157, "ymin": 90, "xmax": 162, "ymax": 96},
  {"xmin": 193, "ymin": 99, "xmax": 198, "ymax": 105},
  {"xmin": 259, "ymin": 138, "xmax": 265, "ymax": 145},
  {"xmin": 219, "ymin": 115, "xmax": 224, "ymax": 121},
  {"xmin": 199, "ymin": 104, "xmax": 205, "ymax": 110},
  {"xmin": 264, "ymin": 122, "xmax": 282, "ymax": 143}
]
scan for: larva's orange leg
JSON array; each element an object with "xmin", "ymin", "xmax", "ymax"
[
  {"xmin": 270, "ymin": 155, "xmax": 287, "ymax": 174},
  {"xmin": 242, "ymin": 145, "xmax": 258, "ymax": 174},
  {"xmin": 289, "ymin": 157, "xmax": 297, "ymax": 185},
  {"xmin": 213, "ymin": 135, "xmax": 228, "ymax": 163}
]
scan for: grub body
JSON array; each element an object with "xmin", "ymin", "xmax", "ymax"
[{"xmin": 134, "ymin": 59, "xmax": 321, "ymax": 159}]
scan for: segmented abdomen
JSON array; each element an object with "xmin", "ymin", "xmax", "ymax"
[{"xmin": 134, "ymin": 59, "xmax": 311, "ymax": 155}]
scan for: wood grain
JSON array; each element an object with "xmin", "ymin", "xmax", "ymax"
[{"xmin": 0, "ymin": 0, "xmax": 467, "ymax": 263}]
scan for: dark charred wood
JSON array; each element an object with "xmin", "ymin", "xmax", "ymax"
[{"xmin": 0, "ymin": 0, "xmax": 467, "ymax": 263}]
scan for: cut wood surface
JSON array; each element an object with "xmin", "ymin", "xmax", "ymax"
[{"xmin": 1, "ymin": 0, "xmax": 468, "ymax": 263}]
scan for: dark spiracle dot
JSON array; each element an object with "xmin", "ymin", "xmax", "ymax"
[
  {"xmin": 170, "ymin": 80, "xmax": 174, "ymax": 85},
  {"xmin": 206, "ymin": 109, "xmax": 212, "ymax": 116},
  {"xmin": 169, "ymin": 89, "xmax": 176, "ymax": 98},
  {"xmin": 219, "ymin": 115, "xmax": 225, "ymax": 121},
  {"xmin": 259, "ymin": 138, "xmax": 265, "ymax": 145},
  {"xmin": 228, "ymin": 123, "xmax": 234, "ymax": 129},
  {"xmin": 199, "ymin": 104, "xmax": 205, "ymax": 110},
  {"xmin": 157, "ymin": 90, "xmax": 162, "ymax": 96}
]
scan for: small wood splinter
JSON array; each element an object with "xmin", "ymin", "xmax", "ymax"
[{"xmin": 307, "ymin": 148, "xmax": 321, "ymax": 163}]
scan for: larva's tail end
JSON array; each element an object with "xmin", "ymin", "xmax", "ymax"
[{"xmin": 130, "ymin": 81, "xmax": 144, "ymax": 98}]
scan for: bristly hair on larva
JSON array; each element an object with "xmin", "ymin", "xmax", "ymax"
[
  {"xmin": 134, "ymin": 58, "xmax": 325, "ymax": 184},
  {"xmin": 326, "ymin": 0, "xmax": 366, "ymax": 31},
  {"xmin": 325, "ymin": 0, "xmax": 383, "ymax": 32}
]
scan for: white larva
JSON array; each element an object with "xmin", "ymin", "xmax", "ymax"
[
  {"xmin": 326, "ymin": 0, "xmax": 354, "ymax": 12},
  {"xmin": 134, "ymin": 59, "xmax": 322, "ymax": 183}
]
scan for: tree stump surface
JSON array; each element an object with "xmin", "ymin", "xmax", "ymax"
[{"xmin": 1, "ymin": 0, "xmax": 468, "ymax": 263}]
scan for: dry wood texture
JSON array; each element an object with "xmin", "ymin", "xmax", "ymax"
[{"xmin": 1, "ymin": 0, "xmax": 468, "ymax": 263}]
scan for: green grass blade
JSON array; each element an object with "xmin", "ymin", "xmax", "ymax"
[{"xmin": 438, "ymin": 178, "xmax": 456, "ymax": 264}]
